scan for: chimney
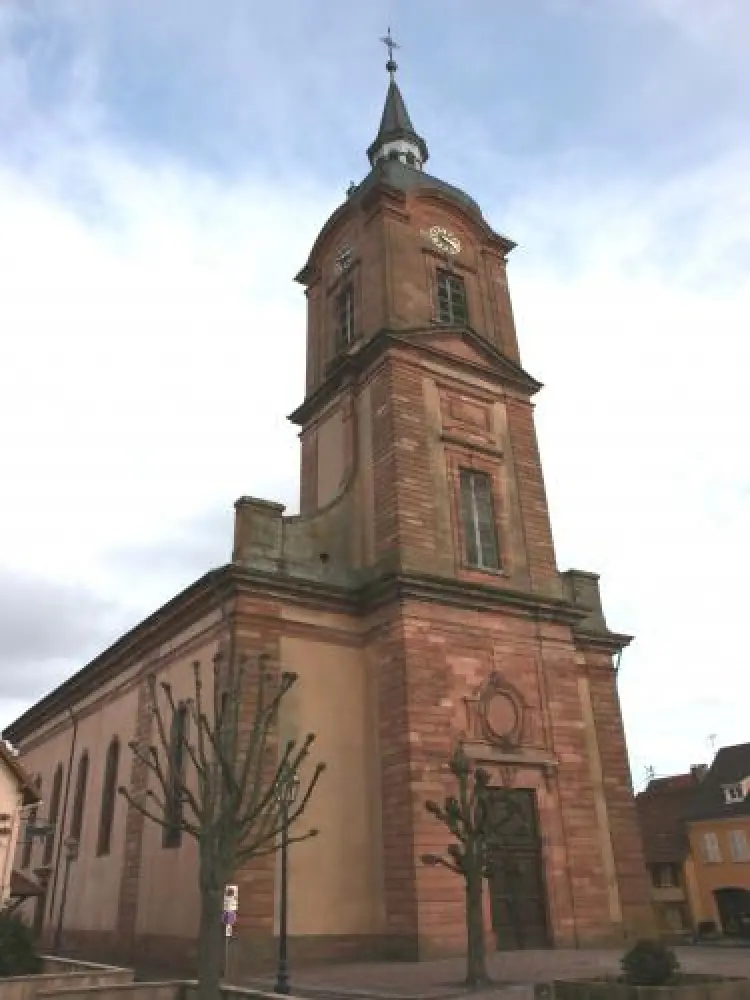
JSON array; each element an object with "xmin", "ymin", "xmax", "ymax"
[{"xmin": 690, "ymin": 764, "xmax": 708, "ymax": 783}]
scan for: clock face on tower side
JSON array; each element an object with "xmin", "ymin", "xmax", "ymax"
[
  {"xmin": 429, "ymin": 225, "xmax": 461, "ymax": 255},
  {"xmin": 334, "ymin": 244, "xmax": 354, "ymax": 274}
]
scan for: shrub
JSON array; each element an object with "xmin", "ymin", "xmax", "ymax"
[
  {"xmin": 0, "ymin": 911, "xmax": 42, "ymax": 977},
  {"xmin": 621, "ymin": 939, "xmax": 679, "ymax": 986}
]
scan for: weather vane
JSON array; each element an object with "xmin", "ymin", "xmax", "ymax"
[{"xmin": 380, "ymin": 26, "xmax": 399, "ymax": 80}]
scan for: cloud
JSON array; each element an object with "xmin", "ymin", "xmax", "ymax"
[
  {"xmin": 494, "ymin": 147, "xmax": 750, "ymax": 785},
  {"xmin": 0, "ymin": 569, "xmax": 126, "ymax": 702}
]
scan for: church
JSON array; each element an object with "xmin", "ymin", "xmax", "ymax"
[{"xmin": 5, "ymin": 46, "xmax": 654, "ymax": 974}]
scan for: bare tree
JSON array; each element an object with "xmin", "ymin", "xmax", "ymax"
[
  {"xmin": 119, "ymin": 648, "xmax": 325, "ymax": 1000},
  {"xmin": 421, "ymin": 749, "xmax": 492, "ymax": 989},
  {"xmin": 421, "ymin": 747, "xmax": 525, "ymax": 990}
]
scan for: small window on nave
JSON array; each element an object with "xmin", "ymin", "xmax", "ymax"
[
  {"xmin": 163, "ymin": 703, "xmax": 188, "ymax": 849},
  {"xmin": 42, "ymin": 763, "xmax": 64, "ymax": 865},
  {"xmin": 97, "ymin": 737, "xmax": 120, "ymax": 857}
]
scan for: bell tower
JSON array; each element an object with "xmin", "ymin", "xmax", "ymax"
[
  {"xmin": 290, "ymin": 41, "xmax": 557, "ymax": 602},
  {"xmin": 233, "ymin": 36, "xmax": 654, "ymax": 957}
]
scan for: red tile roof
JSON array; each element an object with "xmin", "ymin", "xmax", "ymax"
[{"xmin": 636, "ymin": 771, "xmax": 700, "ymax": 864}]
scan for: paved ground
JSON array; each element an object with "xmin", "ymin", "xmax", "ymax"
[{"xmin": 242, "ymin": 945, "xmax": 750, "ymax": 1000}]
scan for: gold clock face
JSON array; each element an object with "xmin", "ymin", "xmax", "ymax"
[
  {"xmin": 429, "ymin": 225, "xmax": 461, "ymax": 255},
  {"xmin": 335, "ymin": 244, "xmax": 354, "ymax": 273}
]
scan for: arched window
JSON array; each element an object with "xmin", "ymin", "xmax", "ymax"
[
  {"xmin": 97, "ymin": 738, "xmax": 119, "ymax": 856},
  {"xmin": 21, "ymin": 776, "xmax": 42, "ymax": 868},
  {"xmin": 70, "ymin": 752, "xmax": 89, "ymax": 842},
  {"xmin": 163, "ymin": 703, "xmax": 188, "ymax": 849},
  {"xmin": 42, "ymin": 764, "xmax": 64, "ymax": 865},
  {"xmin": 405, "ymin": 151, "xmax": 416, "ymax": 166}
]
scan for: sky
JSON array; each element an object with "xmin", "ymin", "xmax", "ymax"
[{"xmin": 0, "ymin": 0, "xmax": 748, "ymax": 788}]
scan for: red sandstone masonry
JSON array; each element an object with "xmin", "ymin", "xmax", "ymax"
[
  {"xmin": 585, "ymin": 653, "xmax": 656, "ymax": 935},
  {"xmin": 299, "ymin": 429, "xmax": 318, "ymax": 516},
  {"xmin": 504, "ymin": 397, "xmax": 560, "ymax": 594},
  {"xmin": 231, "ymin": 599, "xmax": 284, "ymax": 949},
  {"xmin": 116, "ymin": 676, "xmax": 156, "ymax": 963}
]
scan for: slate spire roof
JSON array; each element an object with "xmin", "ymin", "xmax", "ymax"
[
  {"xmin": 367, "ymin": 31, "xmax": 428, "ymax": 168},
  {"xmin": 686, "ymin": 742, "xmax": 750, "ymax": 821}
]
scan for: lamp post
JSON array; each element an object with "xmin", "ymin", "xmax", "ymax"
[{"xmin": 274, "ymin": 772, "xmax": 300, "ymax": 995}]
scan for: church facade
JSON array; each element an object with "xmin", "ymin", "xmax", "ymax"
[{"xmin": 6, "ymin": 59, "xmax": 654, "ymax": 973}]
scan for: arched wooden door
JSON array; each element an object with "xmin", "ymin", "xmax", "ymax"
[{"xmin": 486, "ymin": 787, "xmax": 550, "ymax": 950}]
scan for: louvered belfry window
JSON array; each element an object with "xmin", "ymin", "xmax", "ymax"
[
  {"xmin": 336, "ymin": 285, "xmax": 355, "ymax": 348},
  {"xmin": 459, "ymin": 469, "xmax": 501, "ymax": 570},
  {"xmin": 437, "ymin": 269, "xmax": 468, "ymax": 325}
]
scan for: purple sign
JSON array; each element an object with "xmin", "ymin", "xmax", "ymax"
[{"xmin": 222, "ymin": 911, "xmax": 237, "ymax": 925}]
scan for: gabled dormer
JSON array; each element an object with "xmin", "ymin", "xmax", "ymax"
[{"xmin": 722, "ymin": 777, "xmax": 750, "ymax": 805}]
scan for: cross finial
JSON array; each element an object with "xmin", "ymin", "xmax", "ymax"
[{"xmin": 380, "ymin": 26, "xmax": 399, "ymax": 80}]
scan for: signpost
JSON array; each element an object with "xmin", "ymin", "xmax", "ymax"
[{"xmin": 222, "ymin": 885, "xmax": 239, "ymax": 977}]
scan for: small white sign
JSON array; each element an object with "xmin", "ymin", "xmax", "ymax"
[
  {"xmin": 223, "ymin": 884, "xmax": 239, "ymax": 912},
  {"xmin": 225, "ymin": 923, "xmax": 233, "ymax": 937}
]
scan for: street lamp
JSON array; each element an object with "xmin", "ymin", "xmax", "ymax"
[{"xmin": 274, "ymin": 772, "xmax": 300, "ymax": 995}]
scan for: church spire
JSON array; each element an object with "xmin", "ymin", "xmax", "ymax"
[{"xmin": 366, "ymin": 28, "xmax": 429, "ymax": 171}]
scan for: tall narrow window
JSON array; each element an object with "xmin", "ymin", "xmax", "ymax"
[
  {"xmin": 459, "ymin": 469, "xmax": 501, "ymax": 571},
  {"xmin": 70, "ymin": 752, "xmax": 89, "ymax": 842},
  {"xmin": 21, "ymin": 776, "xmax": 42, "ymax": 868},
  {"xmin": 163, "ymin": 704, "xmax": 188, "ymax": 849},
  {"xmin": 702, "ymin": 831, "xmax": 722, "ymax": 863},
  {"xmin": 97, "ymin": 738, "xmax": 120, "ymax": 857},
  {"xmin": 336, "ymin": 285, "xmax": 355, "ymax": 349},
  {"xmin": 436, "ymin": 269, "xmax": 468, "ymax": 325},
  {"xmin": 42, "ymin": 764, "xmax": 64, "ymax": 865},
  {"xmin": 730, "ymin": 829, "xmax": 750, "ymax": 862}
]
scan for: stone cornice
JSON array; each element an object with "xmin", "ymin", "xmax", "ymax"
[
  {"xmin": 359, "ymin": 571, "xmax": 588, "ymax": 626},
  {"xmin": 573, "ymin": 628, "xmax": 633, "ymax": 655},
  {"xmin": 288, "ymin": 326, "xmax": 542, "ymax": 427},
  {"xmin": 6, "ymin": 558, "xmax": 634, "ymax": 743}
]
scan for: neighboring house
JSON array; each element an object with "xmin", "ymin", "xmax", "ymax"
[
  {"xmin": 686, "ymin": 743, "xmax": 750, "ymax": 936},
  {"xmin": 635, "ymin": 768, "xmax": 706, "ymax": 936},
  {"xmin": 0, "ymin": 739, "xmax": 41, "ymax": 910}
]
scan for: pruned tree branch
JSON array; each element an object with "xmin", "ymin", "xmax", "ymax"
[
  {"xmin": 118, "ymin": 591, "xmax": 326, "ymax": 1000},
  {"xmin": 118, "ymin": 785, "xmax": 201, "ymax": 838}
]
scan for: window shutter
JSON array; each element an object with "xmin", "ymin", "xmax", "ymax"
[
  {"xmin": 473, "ymin": 473, "xmax": 500, "ymax": 569},
  {"xmin": 459, "ymin": 471, "xmax": 479, "ymax": 567}
]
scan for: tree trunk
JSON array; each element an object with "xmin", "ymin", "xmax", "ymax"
[
  {"xmin": 197, "ymin": 883, "xmax": 224, "ymax": 1000},
  {"xmin": 464, "ymin": 870, "xmax": 490, "ymax": 990}
]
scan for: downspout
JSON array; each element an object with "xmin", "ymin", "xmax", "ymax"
[{"xmin": 46, "ymin": 707, "xmax": 78, "ymax": 940}]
